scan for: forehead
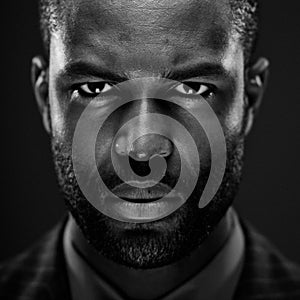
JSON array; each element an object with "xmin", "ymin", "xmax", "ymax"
[{"xmin": 53, "ymin": 0, "xmax": 237, "ymax": 74}]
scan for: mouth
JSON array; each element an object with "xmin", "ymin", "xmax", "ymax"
[
  {"xmin": 104, "ymin": 181, "xmax": 185, "ymax": 222},
  {"xmin": 111, "ymin": 181, "xmax": 173, "ymax": 203}
]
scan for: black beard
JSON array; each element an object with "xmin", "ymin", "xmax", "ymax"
[{"xmin": 52, "ymin": 135, "xmax": 244, "ymax": 269}]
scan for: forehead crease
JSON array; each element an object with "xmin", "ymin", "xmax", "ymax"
[
  {"xmin": 66, "ymin": 0, "xmax": 231, "ymax": 33},
  {"xmin": 61, "ymin": 0, "xmax": 233, "ymax": 67}
]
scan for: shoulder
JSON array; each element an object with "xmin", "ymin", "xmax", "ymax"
[
  {"xmin": 235, "ymin": 219, "xmax": 300, "ymax": 300},
  {"xmin": 0, "ymin": 219, "xmax": 70, "ymax": 300}
]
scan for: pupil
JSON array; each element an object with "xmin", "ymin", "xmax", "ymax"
[
  {"xmin": 89, "ymin": 82, "xmax": 104, "ymax": 92},
  {"xmin": 185, "ymin": 82, "xmax": 199, "ymax": 93}
]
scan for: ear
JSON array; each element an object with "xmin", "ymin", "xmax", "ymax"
[
  {"xmin": 244, "ymin": 57, "xmax": 270, "ymax": 135},
  {"xmin": 31, "ymin": 56, "xmax": 51, "ymax": 134}
]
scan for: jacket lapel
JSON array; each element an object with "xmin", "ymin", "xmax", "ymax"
[
  {"xmin": 15, "ymin": 217, "xmax": 71, "ymax": 300},
  {"xmin": 234, "ymin": 220, "xmax": 300, "ymax": 300}
]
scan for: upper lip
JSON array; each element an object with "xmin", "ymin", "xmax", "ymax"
[{"xmin": 111, "ymin": 181, "xmax": 173, "ymax": 201}]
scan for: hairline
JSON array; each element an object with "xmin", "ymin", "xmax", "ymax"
[{"xmin": 39, "ymin": 0, "xmax": 259, "ymax": 65}]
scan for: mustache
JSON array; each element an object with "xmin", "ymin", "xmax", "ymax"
[
  {"xmin": 96, "ymin": 158, "xmax": 210, "ymax": 197},
  {"xmin": 97, "ymin": 158, "xmax": 180, "ymax": 191}
]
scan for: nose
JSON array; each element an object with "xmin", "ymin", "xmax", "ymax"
[
  {"xmin": 115, "ymin": 133, "xmax": 173, "ymax": 161},
  {"xmin": 115, "ymin": 134, "xmax": 173, "ymax": 177},
  {"xmin": 113, "ymin": 98, "xmax": 174, "ymax": 178}
]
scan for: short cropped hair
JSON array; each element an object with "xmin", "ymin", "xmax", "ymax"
[{"xmin": 39, "ymin": 0, "xmax": 259, "ymax": 64}]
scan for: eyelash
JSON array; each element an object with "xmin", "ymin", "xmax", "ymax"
[
  {"xmin": 72, "ymin": 81, "xmax": 216, "ymax": 99},
  {"xmin": 174, "ymin": 82, "xmax": 215, "ymax": 98},
  {"xmin": 74, "ymin": 82, "xmax": 115, "ymax": 98}
]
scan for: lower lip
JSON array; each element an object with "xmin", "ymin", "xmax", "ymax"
[
  {"xmin": 113, "ymin": 200, "xmax": 171, "ymax": 221},
  {"xmin": 103, "ymin": 190, "xmax": 185, "ymax": 222}
]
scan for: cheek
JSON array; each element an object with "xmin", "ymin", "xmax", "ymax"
[
  {"xmin": 49, "ymin": 86, "xmax": 86, "ymax": 147},
  {"xmin": 49, "ymin": 97, "xmax": 64, "ymax": 139},
  {"xmin": 213, "ymin": 78, "xmax": 246, "ymax": 138},
  {"xmin": 223, "ymin": 97, "xmax": 245, "ymax": 136}
]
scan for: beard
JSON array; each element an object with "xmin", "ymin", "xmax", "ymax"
[{"xmin": 52, "ymin": 130, "xmax": 245, "ymax": 269}]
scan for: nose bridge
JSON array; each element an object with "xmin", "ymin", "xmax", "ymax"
[
  {"xmin": 114, "ymin": 99, "xmax": 173, "ymax": 160},
  {"xmin": 134, "ymin": 99, "xmax": 151, "ymax": 141}
]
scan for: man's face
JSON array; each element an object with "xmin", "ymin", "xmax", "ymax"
[{"xmin": 46, "ymin": 0, "xmax": 248, "ymax": 267}]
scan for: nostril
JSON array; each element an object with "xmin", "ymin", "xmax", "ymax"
[
  {"xmin": 115, "ymin": 133, "xmax": 174, "ymax": 160},
  {"xmin": 159, "ymin": 150, "xmax": 169, "ymax": 157},
  {"xmin": 129, "ymin": 156, "xmax": 151, "ymax": 177},
  {"xmin": 158, "ymin": 138, "xmax": 174, "ymax": 158}
]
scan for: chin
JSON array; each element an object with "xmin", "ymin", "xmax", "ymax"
[{"xmin": 52, "ymin": 137, "xmax": 244, "ymax": 268}]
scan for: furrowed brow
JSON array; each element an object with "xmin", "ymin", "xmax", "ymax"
[
  {"xmin": 58, "ymin": 61, "xmax": 127, "ymax": 82},
  {"xmin": 167, "ymin": 63, "xmax": 229, "ymax": 81}
]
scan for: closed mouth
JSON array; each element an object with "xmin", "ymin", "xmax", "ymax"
[
  {"xmin": 100, "ymin": 181, "xmax": 185, "ymax": 222},
  {"xmin": 111, "ymin": 181, "xmax": 173, "ymax": 203}
]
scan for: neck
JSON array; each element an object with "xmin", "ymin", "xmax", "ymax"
[{"xmin": 68, "ymin": 209, "xmax": 233, "ymax": 300}]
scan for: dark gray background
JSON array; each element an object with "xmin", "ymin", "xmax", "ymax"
[{"xmin": 0, "ymin": 2, "xmax": 299, "ymax": 263}]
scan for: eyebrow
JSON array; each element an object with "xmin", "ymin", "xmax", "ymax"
[
  {"xmin": 166, "ymin": 62, "xmax": 229, "ymax": 81},
  {"xmin": 59, "ymin": 61, "xmax": 128, "ymax": 82},
  {"xmin": 59, "ymin": 61, "xmax": 229, "ymax": 83}
]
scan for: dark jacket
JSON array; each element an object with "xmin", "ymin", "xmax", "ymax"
[{"xmin": 1, "ymin": 218, "xmax": 300, "ymax": 300}]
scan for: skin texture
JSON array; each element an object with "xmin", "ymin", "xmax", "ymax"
[{"xmin": 32, "ymin": 0, "xmax": 269, "ymax": 298}]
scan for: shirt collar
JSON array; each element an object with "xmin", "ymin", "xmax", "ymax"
[{"xmin": 64, "ymin": 209, "xmax": 245, "ymax": 300}]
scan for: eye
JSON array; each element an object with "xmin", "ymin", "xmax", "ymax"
[
  {"xmin": 175, "ymin": 82, "xmax": 213, "ymax": 97},
  {"xmin": 77, "ymin": 82, "xmax": 113, "ymax": 97}
]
